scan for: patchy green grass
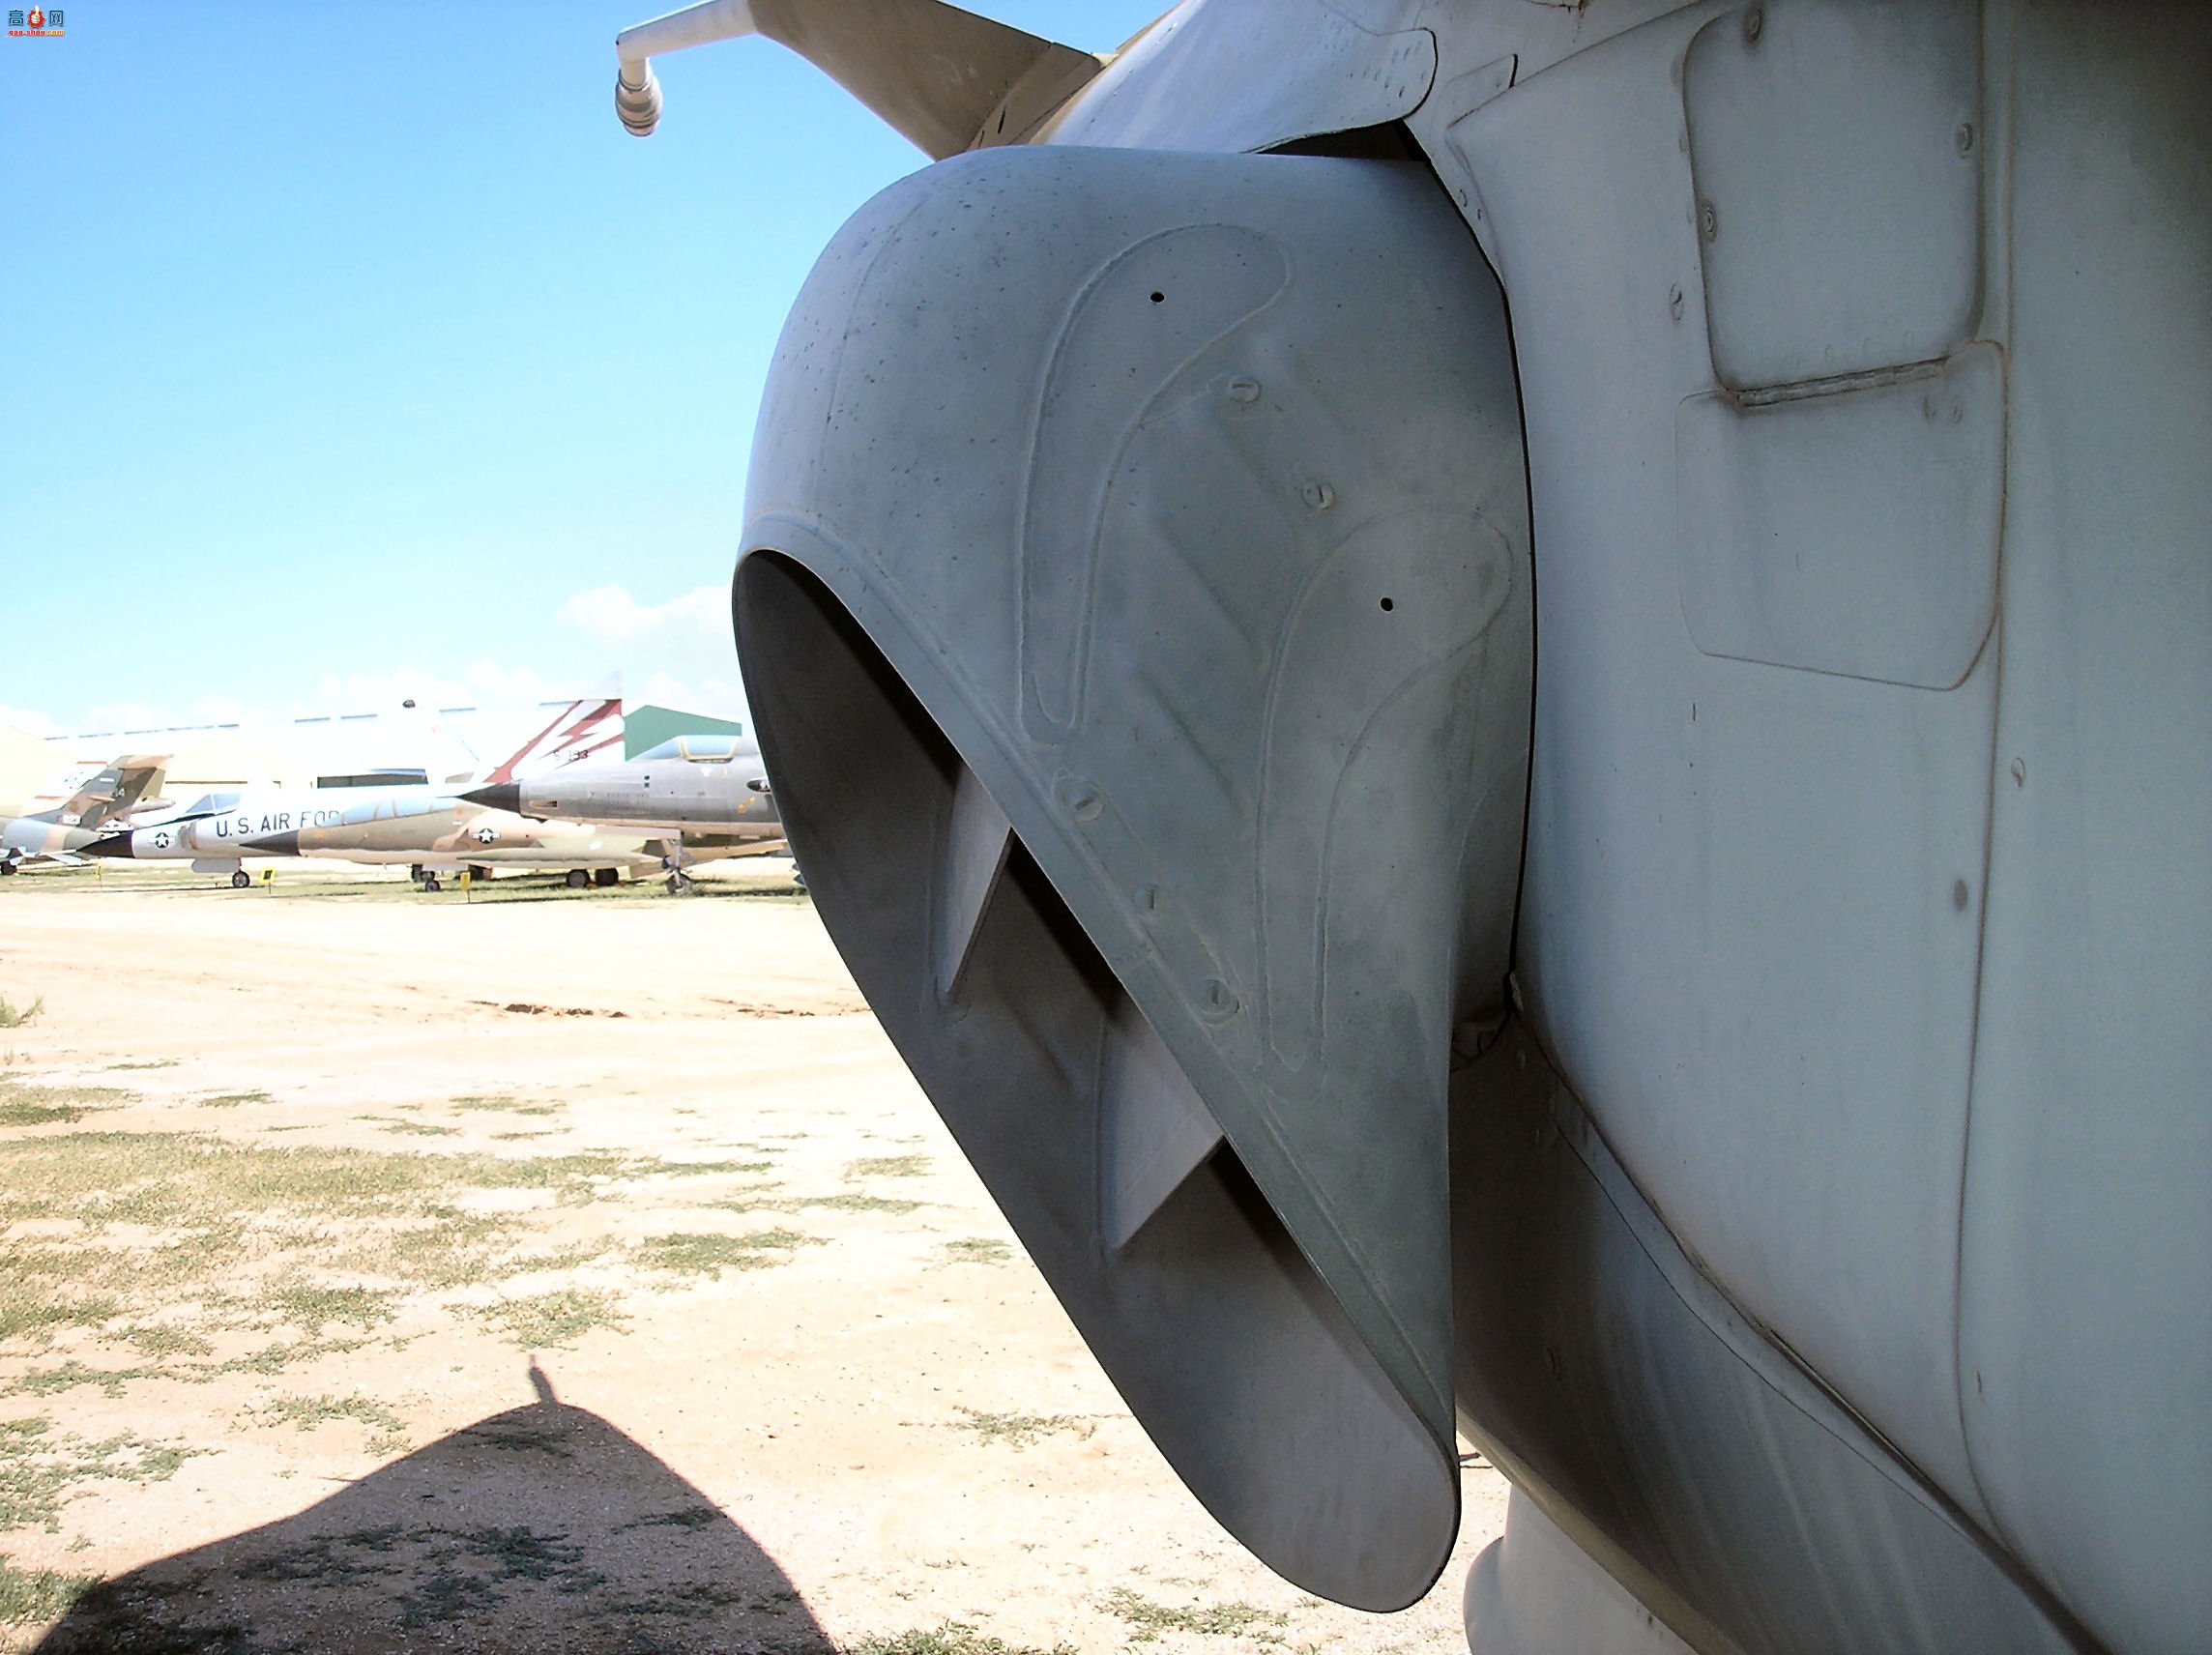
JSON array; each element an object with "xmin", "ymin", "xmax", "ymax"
[
  {"xmin": 231, "ymin": 1522, "xmax": 410, "ymax": 1586},
  {"xmin": 718, "ymin": 1191, "xmax": 922, "ymax": 1218},
  {"xmin": 451, "ymin": 1095, "xmax": 564, "ymax": 1118},
  {"xmin": 478, "ymin": 1290, "xmax": 626, "ymax": 1350},
  {"xmin": 0, "ymin": 1134, "xmax": 627, "ymax": 1364},
  {"xmin": 806, "ymin": 1191, "xmax": 923, "ymax": 1215},
  {"xmin": 619, "ymin": 1503, "xmax": 720, "ymax": 1533},
  {"xmin": 211, "ymin": 1334, "xmax": 368, "ymax": 1380},
  {"xmin": 941, "ymin": 1238, "xmax": 1012, "ymax": 1265},
  {"xmin": 1098, "ymin": 1587, "xmax": 1289, "ymax": 1642},
  {"xmin": 0, "ymin": 1132, "xmax": 451, "ymax": 1228},
  {"xmin": 947, "ymin": 1408, "xmax": 1091, "ymax": 1450},
  {"xmin": 0, "ymin": 1133, "xmax": 677, "ymax": 1233},
  {"xmin": 846, "ymin": 1154, "xmax": 930, "ymax": 1179},
  {"xmin": 638, "ymin": 1229, "xmax": 822, "ymax": 1280},
  {"xmin": 367, "ymin": 1206, "xmax": 517, "ymax": 1291},
  {"xmin": 104, "ymin": 1060, "xmax": 176, "ymax": 1072},
  {"xmin": 504, "ymin": 1240, "xmax": 615, "ymax": 1276},
  {"xmin": 659, "ymin": 1158, "xmax": 775, "ymax": 1176},
  {"xmin": 848, "ymin": 1624, "xmax": 1077, "ymax": 1655},
  {"xmin": 0, "ymin": 1081, "xmax": 133, "ymax": 1128},
  {"xmin": 117, "ymin": 1324, "xmax": 213, "ymax": 1360},
  {"xmin": 0, "ymin": 1279, "xmax": 122, "ymax": 1345},
  {"xmin": 0, "ymin": 998, "xmax": 41, "ymax": 1031},
  {"xmin": 259, "ymin": 1282, "xmax": 397, "ymax": 1336},
  {"xmin": 377, "ymin": 1119, "xmax": 462, "ymax": 1138},
  {"xmin": 257, "ymin": 1393, "xmax": 410, "ymax": 1456},
  {"xmin": 0, "ymin": 1416, "xmax": 194, "ymax": 1531},
  {"xmin": 4, "ymin": 1361, "xmax": 163, "ymax": 1400},
  {"xmin": 0, "ymin": 1555, "xmax": 100, "ymax": 1624},
  {"xmin": 455, "ymin": 1421, "xmax": 572, "ymax": 1461},
  {"xmin": 195, "ymin": 1090, "xmax": 271, "ymax": 1109},
  {"xmin": 389, "ymin": 1523, "xmax": 606, "ymax": 1625}
]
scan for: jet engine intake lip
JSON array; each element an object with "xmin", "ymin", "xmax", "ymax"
[
  {"xmin": 731, "ymin": 143, "xmax": 1532, "ymax": 1612},
  {"xmin": 735, "ymin": 541, "xmax": 1462, "ymax": 1612}
]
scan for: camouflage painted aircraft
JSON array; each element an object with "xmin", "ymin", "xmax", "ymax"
[
  {"xmin": 235, "ymin": 793, "xmax": 666, "ymax": 890},
  {"xmin": 461, "ymin": 734, "xmax": 784, "ymax": 891},
  {"xmin": 0, "ymin": 754, "xmax": 170, "ymax": 873},
  {"xmin": 83, "ymin": 697, "xmax": 626, "ymax": 888},
  {"xmin": 616, "ymin": 3, "xmax": 2209, "ymax": 1653}
]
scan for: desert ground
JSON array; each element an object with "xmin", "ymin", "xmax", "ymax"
[{"xmin": 0, "ymin": 861, "xmax": 1504, "ymax": 1654}]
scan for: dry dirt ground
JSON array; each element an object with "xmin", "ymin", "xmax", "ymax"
[{"xmin": 0, "ymin": 861, "xmax": 1504, "ymax": 1655}]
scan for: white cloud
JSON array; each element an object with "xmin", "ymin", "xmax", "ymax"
[
  {"xmin": 559, "ymin": 583, "xmax": 726, "ymax": 644},
  {"xmin": 0, "ymin": 704, "xmax": 60, "ymax": 738},
  {"xmin": 634, "ymin": 670, "xmax": 748, "ymax": 723},
  {"xmin": 555, "ymin": 583, "xmax": 748, "ymax": 724}
]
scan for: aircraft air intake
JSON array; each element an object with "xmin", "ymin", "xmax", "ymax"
[{"xmin": 733, "ymin": 146, "xmax": 1531, "ymax": 1612}]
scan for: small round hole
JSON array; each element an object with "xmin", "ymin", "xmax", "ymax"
[
  {"xmin": 1379, "ymin": 597, "xmax": 1395, "ymax": 612},
  {"xmin": 1149, "ymin": 291, "xmax": 1165, "ymax": 304}
]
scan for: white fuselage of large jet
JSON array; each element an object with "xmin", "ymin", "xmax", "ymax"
[{"xmin": 88, "ymin": 785, "xmax": 659, "ymax": 874}]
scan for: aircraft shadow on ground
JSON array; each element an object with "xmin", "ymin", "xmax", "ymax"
[{"xmin": 37, "ymin": 1367, "xmax": 830, "ymax": 1655}]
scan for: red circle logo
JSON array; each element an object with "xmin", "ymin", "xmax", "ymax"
[{"xmin": 25, "ymin": 8, "xmax": 44, "ymax": 27}]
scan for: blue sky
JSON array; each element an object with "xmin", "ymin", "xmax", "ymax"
[{"xmin": 0, "ymin": 0, "xmax": 1162, "ymax": 735}]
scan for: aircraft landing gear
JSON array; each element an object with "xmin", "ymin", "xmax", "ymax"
[
  {"xmin": 594, "ymin": 867, "xmax": 619, "ymax": 888},
  {"xmin": 666, "ymin": 871, "xmax": 692, "ymax": 895},
  {"xmin": 1, "ymin": 860, "xmax": 17, "ymax": 876},
  {"xmin": 229, "ymin": 869, "xmax": 251, "ymax": 889},
  {"xmin": 422, "ymin": 873, "xmax": 442, "ymax": 892},
  {"xmin": 565, "ymin": 868, "xmax": 591, "ymax": 890},
  {"xmin": 469, "ymin": 865, "xmax": 492, "ymax": 882}
]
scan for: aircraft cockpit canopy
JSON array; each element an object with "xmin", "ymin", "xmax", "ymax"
[
  {"xmin": 181, "ymin": 793, "xmax": 242, "ymax": 816},
  {"xmin": 633, "ymin": 735, "xmax": 752, "ymax": 764}
]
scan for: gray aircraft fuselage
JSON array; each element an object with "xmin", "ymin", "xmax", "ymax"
[
  {"xmin": 621, "ymin": 4, "xmax": 2209, "ymax": 1653},
  {"xmin": 463, "ymin": 738, "xmax": 783, "ymax": 849}
]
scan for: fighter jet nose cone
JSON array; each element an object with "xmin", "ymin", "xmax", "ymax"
[
  {"xmin": 242, "ymin": 831, "xmax": 300, "ymax": 856},
  {"xmin": 461, "ymin": 783, "xmax": 521, "ymax": 815},
  {"xmin": 83, "ymin": 832, "xmax": 134, "ymax": 858}
]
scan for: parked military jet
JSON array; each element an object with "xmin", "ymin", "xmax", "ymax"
[
  {"xmin": 617, "ymin": 2, "xmax": 2209, "ymax": 1653},
  {"xmin": 236, "ymin": 792, "xmax": 663, "ymax": 890},
  {"xmin": 82, "ymin": 697, "xmax": 624, "ymax": 887},
  {"xmin": 460, "ymin": 734, "xmax": 783, "ymax": 891},
  {"xmin": 1, "ymin": 755, "xmax": 170, "ymax": 873}
]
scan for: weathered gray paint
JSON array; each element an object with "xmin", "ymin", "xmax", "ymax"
[
  {"xmin": 501, "ymin": 749, "xmax": 782, "ymax": 842},
  {"xmin": 617, "ymin": 0, "xmax": 2211, "ymax": 1647},
  {"xmin": 738, "ymin": 145, "xmax": 1530, "ymax": 1610}
]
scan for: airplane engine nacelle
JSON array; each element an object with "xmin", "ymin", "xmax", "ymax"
[{"xmin": 735, "ymin": 146, "xmax": 1529, "ymax": 1611}]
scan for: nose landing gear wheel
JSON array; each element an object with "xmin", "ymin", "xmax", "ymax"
[
  {"xmin": 565, "ymin": 868, "xmax": 591, "ymax": 890},
  {"xmin": 229, "ymin": 870, "xmax": 251, "ymax": 889},
  {"xmin": 422, "ymin": 873, "xmax": 442, "ymax": 892},
  {"xmin": 594, "ymin": 867, "xmax": 619, "ymax": 888},
  {"xmin": 666, "ymin": 872, "xmax": 692, "ymax": 895}
]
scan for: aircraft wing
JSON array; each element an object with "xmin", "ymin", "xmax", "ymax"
[{"xmin": 612, "ymin": 0, "xmax": 1103, "ymax": 156}]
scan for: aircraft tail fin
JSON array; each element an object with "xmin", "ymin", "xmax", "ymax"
[
  {"xmin": 32, "ymin": 755, "xmax": 170, "ymax": 828},
  {"xmin": 477, "ymin": 697, "xmax": 625, "ymax": 786}
]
